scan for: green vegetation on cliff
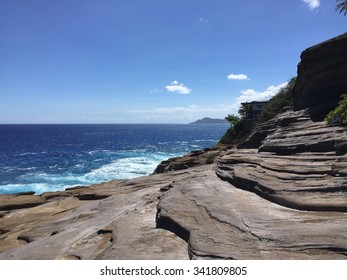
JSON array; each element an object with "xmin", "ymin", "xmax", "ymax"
[
  {"xmin": 260, "ymin": 77, "xmax": 296, "ymax": 122},
  {"xmin": 325, "ymin": 93, "xmax": 347, "ymax": 127},
  {"xmin": 220, "ymin": 115, "xmax": 247, "ymax": 144}
]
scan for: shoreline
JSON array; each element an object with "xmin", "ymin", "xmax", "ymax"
[
  {"xmin": 0, "ymin": 143, "xmax": 231, "ymax": 199},
  {"xmin": 0, "ymin": 108, "xmax": 347, "ymax": 259},
  {"xmin": 0, "ymin": 123, "xmax": 229, "ymax": 196}
]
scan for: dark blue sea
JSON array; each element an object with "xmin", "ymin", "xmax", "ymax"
[{"xmin": 0, "ymin": 124, "xmax": 228, "ymax": 195}]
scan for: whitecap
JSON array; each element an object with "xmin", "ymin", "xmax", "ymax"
[
  {"xmin": 193, "ymin": 139, "xmax": 216, "ymax": 143},
  {"xmin": 87, "ymin": 149, "xmax": 111, "ymax": 156},
  {"xmin": 83, "ymin": 156, "xmax": 160, "ymax": 182},
  {"xmin": 1, "ymin": 152, "xmax": 182, "ymax": 195},
  {"xmin": 18, "ymin": 152, "xmax": 37, "ymax": 156},
  {"xmin": 0, "ymin": 183, "xmax": 66, "ymax": 195}
]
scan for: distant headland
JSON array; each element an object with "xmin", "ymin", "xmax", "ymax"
[{"xmin": 189, "ymin": 117, "xmax": 229, "ymax": 125}]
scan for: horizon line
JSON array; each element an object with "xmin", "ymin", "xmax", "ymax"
[{"xmin": 0, "ymin": 122, "xmax": 230, "ymax": 125}]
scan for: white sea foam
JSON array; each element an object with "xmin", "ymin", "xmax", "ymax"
[
  {"xmin": 18, "ymin": 152, "xmax": 37, "ymax": 156},
  {"xmin": 1, "ymin": 124, "xmax": 226, "ymax": 195},
  {"xmin": 0, "ymin": 183, "xmax": 67, "ymax": 195},
  {"xmin": 82, "ymin": 154, "xmax": 175, "ymax": 182},
  {"xmin": 1, "ymin": 152, "xmax": 180, "ymax": 195},
  {"xmin": 193, "ymin": 139, "xmax": 216, "ymax": 143}
]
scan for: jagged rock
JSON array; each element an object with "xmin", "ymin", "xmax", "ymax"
[{"xmin": 293, "ymin": 33, "xmax": 347, "ymax": 120}]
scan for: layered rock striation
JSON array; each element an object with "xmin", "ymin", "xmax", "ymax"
[
  {"xmin": 156, "ymin": 111, "xmax": 347, "ymax": 259},
  {"xmin": 292, "ymin": 33, "xmax": 347, "ymax": 120},
  {"xmin": 217, "ymin": 110, "xmax": 347, "ymax": 213}
]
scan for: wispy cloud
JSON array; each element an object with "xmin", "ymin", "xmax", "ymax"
[
  {"xmin": 165, "ymin": 81, "xmax": 192, "ymax": 94},
  {"xmin": 227, "ymin": 73, "xmax": 250, "ymax": 81},
  {"xmin": 302, "ymin": 0, "xmax": 320, "ymax": 10}
]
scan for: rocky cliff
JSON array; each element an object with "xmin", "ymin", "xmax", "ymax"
[
  {"xmin": 292, "ymin": 33, "xmax": 347, "ymax": 120},
  {"xmin": 0, "ymin": 34, "xmax": 347, "ymax": 260}
]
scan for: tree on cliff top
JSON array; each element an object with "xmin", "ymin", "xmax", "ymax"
[
  {"xmin": 336, "ymin": 0, "xmax": 347, "ymax": 15},
  {"xmin": 238, "ymin": 102, "xmax": 251, "ymax": 119}
]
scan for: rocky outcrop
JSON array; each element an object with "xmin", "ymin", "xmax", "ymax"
[
  {"xmin": 240, "ymin": 33, "xmax": 347, "ymax": 150},
  {"xmin": 153, "ymin": 145, "xmax": 231, "ymax": 174},
  {"xmin": 0, "ymin": 173, "xmax": 190, "ymax": 259},
  {"xmin": 154, "ymin": 108, "xmax": 347, "ymax": 259},
  {"xmin": 157, "ymin": 166, "xmax": 347, "ymax": 259},
  {"xmin": 240, "ymin": 107, "xmax": 347, "ymax": 155},
  {"xmin": 292, "ymin": 33, "xmax": 347, "ymax": 120},
  {"xmin": 227, "ymin": 84, "xmax": 347, "ymax": 216}
]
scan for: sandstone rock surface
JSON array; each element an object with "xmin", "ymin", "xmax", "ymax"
[
  {"xmin": 158, "ymin": 166, "xmax": 347, "ymax": 259},
  {"xmin": 0, "ymin": 173, "xmax": 189, "ymax": 259}
]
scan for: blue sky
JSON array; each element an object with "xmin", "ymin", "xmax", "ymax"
[{"xmin": 1, "ymin": 0, "xmax": 346, "ymax": 124}]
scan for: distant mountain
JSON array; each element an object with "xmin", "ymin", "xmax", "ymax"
[{"xmin": 190, "ymin": 117, "xmax": 229, "ymax": 125}]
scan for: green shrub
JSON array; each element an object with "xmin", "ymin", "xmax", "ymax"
[
  {"xmin": 233, "ymin": 119, "xmax": 244, "ymax": 134},
  {"xmin": 219, "ymin": 127, "xmax": 236, "ymax": 144},
  {"xmin": 260, "ymin": 77, "xmax": 296, "ymax": 122},
  {"xmin": 219, "ymin": 124, "xmax": 248, "ymax": 145},
  {"xmin": 204, "ymin": 154, "xmax": 216, "ymax": 164},
  {"xmin": 221, "ymin": 114, "xmax": 245, "ymax": 144},
  {"xmin": 325, "ymin": 94, "xmax": 347, "ymax": 127}
]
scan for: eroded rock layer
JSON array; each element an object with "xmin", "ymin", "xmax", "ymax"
[
  {"xmin": 157, "ymin": 167, "xmax": 347, "ymax": 259},
  {"xmin": 156, "ymin": 108, "xmax": 347, "ymax": 259}
]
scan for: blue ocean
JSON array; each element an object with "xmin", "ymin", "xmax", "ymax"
[{"xmin": 0, "ymin": 124, "xmax": 228, "ymax": 195}]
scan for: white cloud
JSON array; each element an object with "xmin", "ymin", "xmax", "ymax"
[
  {"xmin": 302, "ymin": 0, "xmax": 320, "ymax": 10},
  {"xmin": 236, "ymin": 82, "xmax": 288, "ymax": 104},
  {"xmin": 227, "ymin": 73, "xmax": 250, "ymax": 81},
  {"xmin": 165, "ymin": 81, "xmax": 192, "ymax": 94}
]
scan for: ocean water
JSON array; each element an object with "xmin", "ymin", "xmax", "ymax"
[{"xmin": 0, "ymin": 124, "xmax": 228, "ymax": 195}]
